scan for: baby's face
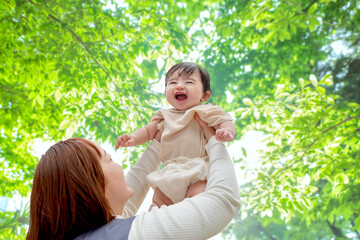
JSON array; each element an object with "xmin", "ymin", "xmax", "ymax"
[{"xmin": 165, "ymin": 69, "xmax": 206, "ymax": 110}]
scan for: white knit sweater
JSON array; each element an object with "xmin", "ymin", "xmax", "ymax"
[{"xmin": 122, "ymin": 136, "xmax": 241, "ymax": 240}]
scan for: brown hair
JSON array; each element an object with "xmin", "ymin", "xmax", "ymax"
[
  {"xmin": 165, "ymin": 62, "xmax": 211, "ymax": 93},
  {"xmin": 27, "ymin": 138, "xmax": 114, "ymax": 240}
]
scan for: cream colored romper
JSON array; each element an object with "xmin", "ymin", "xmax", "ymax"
[{"xmin": 146, "ymin": 104, "xmax": 232, "ymax": 203}]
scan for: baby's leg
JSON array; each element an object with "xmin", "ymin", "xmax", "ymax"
[
  {"xmin": 149, "ymin": 187, "xmax": 173, "ymax": 211},
  {"xmin": 185, "ymin": 180, "xmax": 207, "ymax": 198}
]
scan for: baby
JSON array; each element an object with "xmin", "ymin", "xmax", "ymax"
[{"xmin": 116, "ymin": 62, "xmax": 235, "ymax": 209}]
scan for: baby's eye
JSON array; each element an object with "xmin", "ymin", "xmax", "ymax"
[
  {"xmin": 186, "ymin": 81, "xmax": 194, "ymax": 84},
  {"xmin": 168, "ymin": 81, "xmax": 177, "ymax": 85}
]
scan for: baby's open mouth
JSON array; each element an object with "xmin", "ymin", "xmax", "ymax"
[{"xmin": 175, "ymin": 94, "xmax": 187, "ymax": 100}]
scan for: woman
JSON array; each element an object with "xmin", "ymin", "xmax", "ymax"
[{"xmin": 26, "ymin": 115, "xmax": 240, "ymax": 240}]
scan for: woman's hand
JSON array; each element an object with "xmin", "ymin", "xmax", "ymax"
[
  {"xmin": 194, "ymin": 113, "xmax": 216, "ymax": 141},
  {"xmin": 153, "ymin": 119, "xmax": 163, "ymax": 142},
  {"xmin": 154, "ymin": 130, "xmax": 161, "ymax": 142}
]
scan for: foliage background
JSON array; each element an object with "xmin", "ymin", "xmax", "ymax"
[{"xmin": 1, "ymin": 0, "xmax": 359, "ymax": 239}]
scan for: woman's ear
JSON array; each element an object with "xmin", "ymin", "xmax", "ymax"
[{"xmin": 201, "ymin": 91, "xmax": 211, "ymax": 102}]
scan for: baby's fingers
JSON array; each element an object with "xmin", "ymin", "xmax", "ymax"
[
  {"xmin": 116, "ymin": 134, "xmax": 128, "ymax": 149},
  {"xmin": 215, "ymin": 129, "xmax": 234, "ymax": 142},
  {"xmin": 115, "ymin": 137, "xmax": 122, "ymax": 149},
  {"xmin": 222, "ymin": 132, "xmax": 234, "ymax": 142},
  {"xmin": 215, "ymin": 129, "xmax": 224, "ymax": 141},
  {"xmin": 125, "ymin": 138, "xmax": 135, "ymax": 147}
]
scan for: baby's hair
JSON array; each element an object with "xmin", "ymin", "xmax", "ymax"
[{"xmin": 165, "ymin": 62, "xmax": 211, "ymax": 93}]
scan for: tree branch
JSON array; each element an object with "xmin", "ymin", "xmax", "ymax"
[
  {"xmin": 28, "ymin": 0, "xmax": 37, "ymax": 6},
  {"xmin": 326, "ymin": 220, "xmax": 349, "ymax": 239},
  {"xmin": 299, "ymin": 115, "xmax": 360, "ymax": 160},
  {"xmin": 84, "ymin": 29, "xmax": 119, "ymax": 45},
  {"xmin": 28, "ymin": 0, "xmax": 145, "ymax": 123},
  {"xmin": 282, "ymin": 115, "xmax": 360, "ymax": 171},
  {"xmin": 322, "ymin": 115, "xmax": 360, "ymax": 134}
]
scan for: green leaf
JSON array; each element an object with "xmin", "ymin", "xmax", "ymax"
[
  {"xmin": 300, "ymin": 196, "xmax": 311, "ymax": 208},
  {"xmin": 263, "ymin": 30, "xmax": 276, "ymax": 42},
  {"xmin": 287, "ymin": 200, "xmax": 294, "ymax": 211},
  {"xmin": 235, "ymin": 107, "xmax": 248, "ymax": 113},
  {"xmin": 241, "ymin": 147, "xmax": 247, "ymax": 157},
  {"xmin": 59, "ymin": 119, "xmax": 71, "ymax": 130},
  {"xmin": 318, "ymin": 86, "xmax": 326, "ymax": 95},
  {"xmin": 285, "ymin": 94, "xmax": 296, "ymax": 102},
  {"xmin": 36, "ymin": 96, "xmax": 44, "ymax": 107},
  {"xmin": 328, "ymin": 214, "xmax": 334, "ymax": 224},
  {"xmin": 335, "ymin": 173, "xmax": 349, "ymax": 185},
  {"xmin": 274, "ymin": 84, "xmax": 285, "ymax": 97},
  {"xmin": 289, "ymin": 23, "xmax": 297, "ymax": 34},
  {"xmin": 308, "ymin": 16, "xmax": 319, "ymax": 31},
  {"xmin": 264, "ymin": 22, "xmax": 276, "ymax": 30},
  {"xmin": 65, "ymin": 121, "xmax": 78, "ymax": 138},
  {"xmin": 310, "ymin": 74, "xmax": 318, "ymax": 87},
  {"xmin": 240, "ymin": 108, "xmax": 252, "ymax": 119},
  {"xmin": 54, "ymin": 89, "xmax": 62, "ymax": 102},
  {"xmin": 275, "ymin": 92, "xmax": 290, "ymax": 99},
  {"xmin": 156, "ymin": 56, "xmax": 165, "ymax": 71},
  {"xmin": 279, "ymin": 197, "xmax": 288, "ymax": 209},
  {"xmin": 299, "ymin": 78, "xmax": 305, "ymax": 87},
  {"xmin": 292, "ymin": 200, "xmax": 304, "ymax": 212},
  {"xmin": 308, "ymin": 3, "xmax": 318, "ymax": 14},
  {"xmin": 243, "ymin": 98, "xmax": 254, "ymax": 106},
  {"xmin": 278, "ymin": 29, "xmax": 291, "ymax": 42},
  {"xmin": 319, "ymin": 74, "xmax": 333, "ymax": 86},
  {"xmin": 253, "ymin": 107, "xmax": 260, "ymax": 119}
]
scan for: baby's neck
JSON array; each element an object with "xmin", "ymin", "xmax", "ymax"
[{"xmin": 172, "ymin": 103, "xmax": 204, "ymax": 111}]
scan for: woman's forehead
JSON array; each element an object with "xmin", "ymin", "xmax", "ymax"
[{"xmin": 89, "ymin": 142, "xmax": 106, "ymax": 158}]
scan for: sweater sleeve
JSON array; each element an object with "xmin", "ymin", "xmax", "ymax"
[
  {"xmin": 122, "ymin": 140, "xmax": 161, "ymax": 218},
  {"xmin": 150, "ymin": 110, "xmax": 164, "ymax": 122},
  {"xmin": 196, "ymin": 104, "xmax": 233, "ymax": 127},
  {"xmin": 128, "ymin": 136, "xmax": 241, "ymax": 240}
]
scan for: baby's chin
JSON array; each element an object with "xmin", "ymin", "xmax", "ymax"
[{"xmin": 172, "ymin": 103, "xmax": 202, "ymax": 111}]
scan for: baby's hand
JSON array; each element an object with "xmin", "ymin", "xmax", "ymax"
[
  {"xmin": 215, "ymin": 128, "xmax": 234, "ymax": 142},
  {"xmin": 116, "ymin": 134, "xmax": 136, "ymax": 149}
]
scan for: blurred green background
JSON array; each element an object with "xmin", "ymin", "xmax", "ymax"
[{"xmin": 1, "ymin": 0, "xmax": 359, "ymax": 239}]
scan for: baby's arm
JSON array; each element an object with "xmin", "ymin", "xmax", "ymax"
[
  {"xmin": 115, "ymin": 119, "xmax": 161, "ymax": 148},
  {"xmin": 214, "ymin": 120, "xmax": 235, "ymax": 142}
]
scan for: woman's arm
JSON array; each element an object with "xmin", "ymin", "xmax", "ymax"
[
  {"xmin": 129, "ymin": 136, "xmax": 241, "ymax": 240},
  {"xmin": 122, "ymin": 140, "xmax": 161, "ymax": 218}
]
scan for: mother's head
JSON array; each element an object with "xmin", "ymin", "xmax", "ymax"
[{"xmin": 27, "ymin": 138, "xmax": 133, "ymax": 240}]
